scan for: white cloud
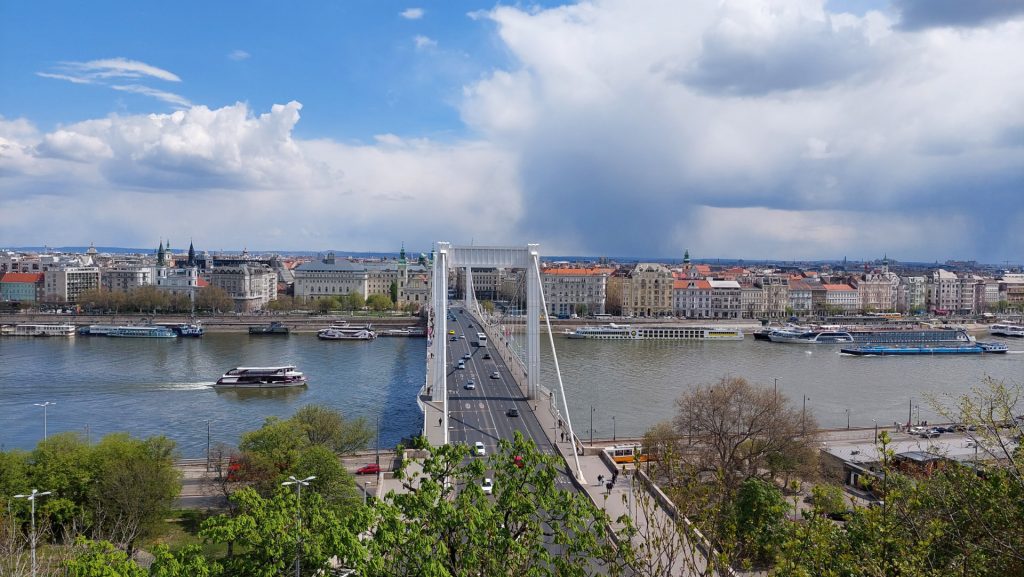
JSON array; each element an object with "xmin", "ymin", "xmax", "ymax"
[
  {"xmin": 37, "ymin": 57, "xmax": 187, "ymax": 107},
  {"xmin": 400, "ymin": 8, "xmax": 424, "ymax": 20},
  {"xmin": 413, "ymin": 35, "xmax": 437, "ymax": 50},
  {"xmin": 7, "ymin": 1, "xmax": 1024, "ymax": 262},
  {"xmin": 228, "ymin": 49, "xmax": 251, "ymax": 61},
  {"xmin": 0, "ymin": 104, "xmax": 522, "ymax": 251},
  {"xmin": 110, "ymin": 84, "xmax": 191, "ymax": 107}
]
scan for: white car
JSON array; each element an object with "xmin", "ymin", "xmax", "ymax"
[
  {"xmin": 490, "ymin": 371, "xmax": 500, "ymax": 379},
  {"xmin": 474, "ymin": 441, "xmax": 486, "ymax": 456},
  {"xmin": 481, "ymin": 478, "xmax": 493, "ymax": 495},
  {"xmin": 464, "ymin": 380, "xmax": 475, "ymax": 390}
]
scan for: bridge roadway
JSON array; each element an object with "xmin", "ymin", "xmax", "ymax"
[{"xmin": 442, "ymin": 305, "xmax": 576, "ymax": 491}]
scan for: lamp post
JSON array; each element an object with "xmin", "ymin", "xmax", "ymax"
[
  {"xmin": 590, "ymin": 405, "xmax": 595, "ymax": 446},
  {"xmin": 773, "ymin": 377, "xmax": 778, "ymax": 400},
  {"xmin": 281, "ymin": 475, "xmax": 315, "ymax": 577},
  {"xmin": 14, "ymin": 489, "xmax": 51, "ymax": 577},
  {"xmin": 873, "ymin": 419, "xmax": 878, "ymax": 441},
  {"xmin": 845, "ymin": 408, "xmax": 850, "ymax": 430},
  {"xmin": 612, "ymin": 415, "xmax": 616, "ymax": 442},
  {"xmin": 34, "ymin": 402, "xmax": 55, "ymax": 441},
  {"xmin": 375, "ymin": 415, "xmax": 380, "ymax": 466},
  {"xmin": 206, "ymin": 420, "xmax": 212, "ymax": 472}
]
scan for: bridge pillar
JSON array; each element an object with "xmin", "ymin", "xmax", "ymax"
[{"xmin": 526, "ymin": 244, "xmax": 541, "ymax": 400}]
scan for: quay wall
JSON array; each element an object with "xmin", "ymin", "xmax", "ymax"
[{"xmin": 0, "ymin": 313, "xmax": 425, "ymax": 333}]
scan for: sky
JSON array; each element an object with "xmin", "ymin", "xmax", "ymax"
[{"xmin": 1, "ymin": 0, "xmax": 1023, "ymax": 263}]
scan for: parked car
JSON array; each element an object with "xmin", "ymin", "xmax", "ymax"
[
  {"xmin": 356, "ymin": 463, "xmax": 382, "ymax": 475},
  {"xmin": 481, "ymin": 478, "xmax": 493, "ymax": 495}
]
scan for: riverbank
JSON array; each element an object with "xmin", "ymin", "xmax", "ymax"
[{"xmin": 0, "ymin": 312, "xmax": 425, "ymax": 333}]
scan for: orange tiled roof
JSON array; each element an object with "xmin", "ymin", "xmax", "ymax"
[
  {"xmin": 822, "ymin": 283, "xmax": 854, "ymax": 291},
  {"xmin": 196, "ymin": 278, "xmax": 209, "ymax": 287},
  {"xmin": 543, "ymin": 268, "xmax": 614, "ymax": 276},
  {"xmin": 1, "ymin": 272, "xmax": 44, "ymax": 283},
  {"xmin": 673, "ymin": 279, "xmax": 712, "ymax": 290}
]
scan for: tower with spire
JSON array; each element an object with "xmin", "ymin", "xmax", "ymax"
[
  {"xmin": 187, "ymin": 240, "xmax": 196, "ymax": 268},
  {"xmin": 157, "ymin": 240, "xmax": 166, "ymax": 267}
]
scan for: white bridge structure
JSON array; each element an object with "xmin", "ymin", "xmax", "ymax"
[{"xmin": 427, "ymin": 242, "xmax": 583, "ymax": 480}]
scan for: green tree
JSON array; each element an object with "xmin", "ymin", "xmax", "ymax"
[
  {"xmin": 127, "ymin": 285, "xmax": 170, "ymax": 313},
  {"xmin": 290, "ymin": 404, "xmax": 373, "ymax": 455},
  {"xmin": 389, "ymin": 280, "xmax": 398, "ymax": 304},
  {"xmin": 88, "ymin": 434, "xmax": 180, "ymax": 555},
  {"xmin": 732, "ymin": 478, "xmax": 788, "ymax": 567},
  {"xmin": 365, "ymin": 294, "xmax": 393, "ymax": 311},
  {"xmin": 199, "ymin": 487, "xmax": 359, "ymax": 577},
  {"xmin": 63, "ymin": 538, "xmax": 146, "ymax": 577},
  {"xmin": 196, "ymin": 286, "xmax": 234, "ymax": 313},
  {"xmin": 314, "ymin": 296, "xmax": 338, "ymax": 314},
  {"xmin": 808, "ymin": 483, "xmax": 846, "ymax": 518},
  {"xmin": 358, "ymin": 432, "xmax": 625, "ymax": 576},
  {"xmin": 342, "ymin": 292, "xmax": 365, "ymax": 311},
  {"xmin": 149, "ymin": 544, "xmax": 222, "ymax": 577}
]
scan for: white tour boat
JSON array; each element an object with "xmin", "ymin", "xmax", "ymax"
[
  {"xmin": 214, "ymin": 366, "xmax": 308, "ymax": 388},
  {"xmin": 1, "ymin": 324, "xmax": 76, "ymax": 337},
  {"xmin": 565, "ymin": 323, "xmax": 743, "ymax": 341},
  {"xmin": 990, "ymin": 323, "xmax": 1024, "ymax": 337}
]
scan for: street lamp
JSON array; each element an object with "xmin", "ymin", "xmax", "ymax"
[
  {"xmin": 873, "ymin": 419, "xmax": 878, "ymax": 441},
  {"xmin": 845, "ymin": 408, "xmax": 850, "ymax": 430},
  {"xmin": 14, "ymin": 489, "xmax": 51, "ymax": 577},
  {"xmin": 34, "ymin": 402, "xmax": 55, "ymax": 441},
  {"xmin": 281, "ymin": 475, "xmax": 315, "ymax": 577},
  {"xmin": 612, "ymin": 415, "xmax": 616, "ymax": 442},
  {"xmin": 375, "ymin": 415, "xmax": 381, "ymax": 466},
  {"xmin": 590, "ymin": 405, "xmax": 595, "ymax": 446}
]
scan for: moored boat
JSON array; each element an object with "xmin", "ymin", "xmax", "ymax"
[
  {"xmin": 158, "ymin": 322, "xmax": 204, "ymax": 337},
  {"xmin": 769, "ymin": 330, "xmax": 855, "ymax": 344},
  {"xmin": 990, "ymin": 323, "xmax": 1024, "ymax": 337},
  {"xmin": 1, "ymin": 324, "xmax": 76, "ymax": 337},
  {"xmin": 564, "ymin": 324, "xmax": 743, "ymax": 341},
  {"xmin": 840, "ymin": 342, "xmax": 1008, "ymax": 356},
  {"xmin": 107, "ymin": 326, "xmax": 178, "ymax": 338},
  {"xmin": 317, "ymin": 326, "xmax": 376, "ymax": 340},
  {"xmin": 214, "ymin": 365, "xmax": 308, "ymax": 388},
  {"xmin": 249, "ymin": 321, "xmax": 290, "ymax": 335}
]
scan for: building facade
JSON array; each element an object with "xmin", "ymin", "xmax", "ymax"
[
  {"xmin": 43, "ymin": 267, "xmax": 101, "ymax": 303},
  {"xmin": 208, "ymin": 264, "xmax": 278, "ymax": 312},
  {"xmin": 1, "ymin": 272, "xmax": 44, "ymax": 302},
  {"xmin": 541, "ymin": 267, "xmax": 611, "ymax": 317},
  {"xmin": 622, "ymin": 263, "xmax": 673, "ymax": 317}
]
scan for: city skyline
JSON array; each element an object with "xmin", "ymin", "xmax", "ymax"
[{"xmin": 2, "ymin": 0, "xmax": 1023, "ymax": 261}]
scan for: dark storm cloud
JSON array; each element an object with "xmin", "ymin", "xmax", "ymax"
[
  {"xmin": 895, "ymin": 0, "xmax": 1024, "ymax": 30},
  {"xmin": 678, "ymin": 19, "xmax": 875, "ymax": 95}
]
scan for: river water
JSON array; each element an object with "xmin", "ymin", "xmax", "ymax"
[{"xmin": 2, "ymin": 333, "xmax": 1021, "ymax": 456}]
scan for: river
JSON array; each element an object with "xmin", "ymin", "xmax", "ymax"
[{"xmin": 2, "ymin": 333, "xmax": 1021, "ymax": 456}]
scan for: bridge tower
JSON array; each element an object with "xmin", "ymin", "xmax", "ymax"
[{"xmin": 427, "ymin": 242, "xmax": 583, "ymax": 479}]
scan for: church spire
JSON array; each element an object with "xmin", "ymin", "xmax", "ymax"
[
  {"xmin": 683, "ymin": 249, "xmax": 690, "ymax": 265},
  {"xmin": 157, "ymin": 240, "xmax": 166, "ymax": 267},
  {"xmin": 399, "ymin": 242, "xmax": 407, "ymax": 264},
  {"xmin": 188, "ymin": 240, "xmax": 196, "ymax": 267}
]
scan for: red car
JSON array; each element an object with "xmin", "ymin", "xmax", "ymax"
[{"xmin": 356, "ymin": 463, "xmax": 382, "ymax": 475}]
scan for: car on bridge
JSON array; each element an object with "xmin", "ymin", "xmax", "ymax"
[
  {"xmin": 464, "ymin": 380, "xmax": 475, "ymax": 390},
  {"xmin": 463, "ymin": 353, "xmax": 472, "ymax": 360},
  {"xmin": 506, "ymin": 408, "xmax": 519, "ymax": 417},
  {"xmin": 483, "ymin": 352, "xmax": 491, "ymax": 359},
  {"xmin": 490, "ymin": 371, "xmax": 500, "ymax": 379},
  {"xmin": 448, "ymin": 329, "xmax": 455, "ymax": 335}
]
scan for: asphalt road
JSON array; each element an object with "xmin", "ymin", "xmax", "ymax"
[{"xmin": 444, "ymin": 305, "xmax": 575, "ymax": 492}]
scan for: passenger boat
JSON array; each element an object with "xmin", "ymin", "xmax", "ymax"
[
  {"xmin": 78, "ymin": 324, "xmax": 121, "ymax": 336},
  {"xmin": 107, "ymin": 326, "xmax": 178, "ymax": 338},
  {"xmin": 249, "ymin": 321, "xmax": 290, "ymax": 335},
  {"xmin": 770, "ymin": 327, "xmax": 973, "ymax": 345},
  {"xmin": 564, "ymin": 324, "xmax": 743, "ymax": 341},
  {"xmin": 840, "ymin": 342, "xmax": 1008, "ymax": 356},
  {"xmin": 317, "ymin": 326, "xmax": 377, "ymax": 340},
  {"xmin": 214, "ymin": 365, "xmax": 308, "ymax": 388},
  {"xmin": 379, "ymin": 326, "xmax": 427, "ymax": 337},
  {"xmin": 158, "ymin": 322, "xmax": 204, "ymax": 337},
  {"xmin": 768, "ymin": 330, "xmax": 856, "ymax": 344},
  {"xmin": 990, "ymin": 323, "xmax": 1024, "ymax": 337},
  {"xmin": 0, "ymin": 324, "xmax": 76, "ymax": 337}
]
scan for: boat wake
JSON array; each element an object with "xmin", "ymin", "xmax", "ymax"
[{"xmin": 155, "ymin": 382, "xmax": 216, "ymax": 390}]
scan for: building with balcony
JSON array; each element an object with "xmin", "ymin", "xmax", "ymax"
[
  {"xmin": 43, "ymin": 267, "xmax": 100, "ymax": 303},
  {"xmin": 622, "ymin": 263, "xmax": 673, "ymax": 317},
  {"xmin": 541, "ymin": 267, "xmax": 611, "ymax": 317}
]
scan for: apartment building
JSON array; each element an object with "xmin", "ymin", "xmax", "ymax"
[
  {"xmin": 622, "ymin": 263, "xmax": 673, "ymax": 317},
  {"xmin": 541, "ymin": 267, "xmax": 611, "ymax": 317},
  {"xmin": 43, "ymin": 267, "xmax": 100, "ymax": 303}
]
